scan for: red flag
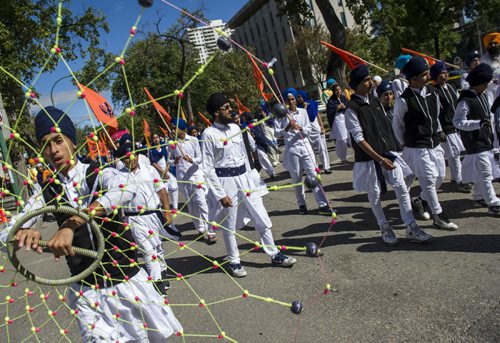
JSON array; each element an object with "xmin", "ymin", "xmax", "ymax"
[
  {"xmin": 234, "ymin": 95, "xmax": 250, "ymax": 115},
  {"xmin": 79, "ymin": 84, "xmax": 118, "ymax": 130},
  {"xmin": 246, "ymin": 52, "xmax": 273, "ymax": 102},
  {"xmin": 143, "ymin": 118, "xmax": 151, "ymax": 148},
  {"xmin": 197, "ymin": 111, "xmax": 212, "ymax": 127},
  {"xmin": 320, "ymin": 41, "xmax": 366, "ymax": 70},
  {"xmin": 401, "ymin": 48, "xmax": 437, "ymax": 66},
  {"xmin": 144, "ymin": 87, "xmax": 172, "ymax": 123}
]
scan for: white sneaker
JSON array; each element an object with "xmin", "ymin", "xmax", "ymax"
[
  {"xmin": 380, "ymin": 223, "xmax": 398, "ymax": 245},
  {"xmin": 228, "ymin": 263, "xmax": 247, "ymax": 278},
  {"xmin": 406, "ymin": 222, "xmax": 432, "ymax": 243},
  {"xmin": 433, "ymin": 213, "xmax": 458, "ymax": 231}
]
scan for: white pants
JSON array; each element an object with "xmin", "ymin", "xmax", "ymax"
[
  {"xmin": 462, "ymin": 151, "xmax": 500, "ymax": 206},
  {"xmin": 287, "ymin": 152, "xmax": 329, "ymax": 207},
  {"xmin": 330, "ymin": 113, "xmax": 349, "ymax": 161},
  {"xmin": 402, "ymin": 146, "xmax": 446, "ymax": 215},
  {"xmin": 166, "ymin": 171, "xmax": 178, "ymax": 209},
  {"xmin": 127, "ymin": 214, "xmax": 167, "ymax": 280},
  {"xmin": 309, "ymin": 133, "xmax": 331, "ymax": 170},
  {"xmin": 354, "ymin": 160, "xmax": 415, "ymax": 227},
  {"xmin": 262, "ymin": 124, "xmax": 279, "ymax": 165},
  {"xmin": 440, "ymin": 132, "xmax": 464, "ymax": 183},
  {"xmin": 257, "ymin": 148, "xmax": 275, "ymax": 177},
  {"xmin": 178, "ymin": 180, "xmax": 209, "ymax": 233},
  {"xmin": 212, "ymin": 172, "xmax": 279, "ymax": 264}
]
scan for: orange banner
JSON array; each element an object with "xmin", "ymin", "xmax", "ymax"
[
  {"xmin": 79, "ymin": 84, "xmax": 118, "ymax": 130},
  {"xmin": 144, "ymin": 87, "xmax": 172, "ymax": 123},
  {"xmin": 246, "ymin": 52, "xmax": 273, "ymax": 102},
  {"xmin": 235, "ymin": 95, "xmax": 250, "ymax": 115},
  {"xmin": 401, "ymin": 48, "xmax": 437, "ymax": 66},
  {"xmin": 143, "ymin": 118, "xmax": 151, "ymax": 148},
  {"xmin": 98, "ymin": 133, "xmax": 109, "ymax": 156},
  {"xmin": 320, "ymin": 41, "xmax": 366, "ymax": 70},
  {"xmin": 86, "ymin": 137, "xmax": 98, "ymax": 159},
  {"xmin": 159, "ymin": 126, "xmax": 170, "ymax": 137},
  {"xmin": 197, "ymin": 111, "xmax": 212, "ymax": 127}
]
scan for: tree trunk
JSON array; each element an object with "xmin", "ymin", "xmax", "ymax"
[
  {"xmin": 433, "ymin": 34, "xmax": 440, "ymax": 59},
  {"xmin": 185, "ymin": 88, "xmax": 194, "ymax": 124},
  {"xmin": 314, "ymin": 0, "xmax": 347, "ymax": 85}
]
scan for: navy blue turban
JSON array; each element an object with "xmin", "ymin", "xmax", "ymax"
[
  {"xmin": 349, "ymin": 65, "xmax": 370, "ymax": 90},
  {"xmin": 466, "ymin": 63, "xmax": 493, "ymax": 87},
  {"xmin": 402, "ymin": 56, "xmax": 429, "ymax": 79},
  {"xmin": 35, "ymin": 106, "xmax": 76, "ymax": 145}
]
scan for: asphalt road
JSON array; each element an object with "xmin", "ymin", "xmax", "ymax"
[{"xmin": 1, "ymin": 143, "xmax": 499, "ymax": 343}]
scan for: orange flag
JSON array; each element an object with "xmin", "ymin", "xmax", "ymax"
[
  {"xmin": 401, "ymin": 48, "xmax": 437, "ymax": 66},
  {"xmin": 159, "ymin": 126, "xmax": 170, "ymax": 137},
  {"xmin": 235, "ymin": 95, "xmax": 250, "ymax": 114},
  {"xmin": 98, "ymin": 133, "xmax": 109, "ymax": 156},
  {"xmin": 79, "ymin": 84, "xmax": 118, "ymax": 130},
  {"xmin": 320, "ymin": 41, "xmax": 366, "ymax": 70},
  {"xmin": 86, "ymin": 137, "xmax": 98, "ymax": 159},
  {"xmin": 246, "ymin": 52, "xmax": 273, "ymax": 102},
  {"xmin": 197, "ymin": 111, "xmax": 212, "ymax": 127},
  {"xmin": 143, "ymin": 118, "xmax": 151, "ymax": 148},
  {"xmin": 144, "ymin": 87, "xmax": 172, "ymax": 123}
]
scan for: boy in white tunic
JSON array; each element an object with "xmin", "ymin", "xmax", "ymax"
[
  {"xmin": 202, "ymin": 93, "xmax": 297, "ymax": 277},
  {"xmin": 1, "ymin": 106, "xmax": 181, "ymax": 342},
  {"xmin": 345, "ymin": 66, "xmax": 431, "ymax": 244},
  {"xmin": 170, "ymin": 117, "xmax": 216, "ymax": 244},
  {"xmin": 453, "ymin": 63, "xmax": 500, "ymax": 214},
  {"xmin": 274, "ymin": 88, "xmax": 332, "ymax": 215},
  {"xmin": 393, "ymin": 56, "xmax": 459, "ymax": 230}
]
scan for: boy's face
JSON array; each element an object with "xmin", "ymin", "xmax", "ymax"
[
  {"xmin": 123, "ymin": 156, "xmax": 138, "ymax": 170},
  {"xmin": 152, "ymin": 134, "xmax": 161, "ymax": 145},
  {"xmin": 40, "ymin": 132, "xmax": 75, "ymax": 172},
  {"xmin": 436, "ymin": 70, "xmax": 448, "ymax": 85},
  {"xmin": 380, "ymin": 90, "xmax": 394, "ymax": 106},
  {"xmin": 355, "ymin": 75, "xmax": 373, "ymax": 95},
  {"xmin": 286, "ymin": 94, "xmax": 297, "ymax": 110},
  {"xmin": 410, "ymin": 70, "xmax": 430, "ymax": 89}
]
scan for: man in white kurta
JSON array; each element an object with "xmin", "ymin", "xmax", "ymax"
[
  {"xmin": 201, "ymin": 93, "xmax": 297, "ymax": 277},
  {"xmin": 275, "ymin": 88, "xmax": 332, "ymax": 215}
]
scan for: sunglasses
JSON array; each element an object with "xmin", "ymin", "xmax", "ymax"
[{"xmin": 219, "ymin": 104, "xmax": 231, "ymax": 110}]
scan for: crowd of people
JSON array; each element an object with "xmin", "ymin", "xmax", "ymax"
[{"xmin": 1, "ymin": 30, "xmax": 499, "ymax": 343}]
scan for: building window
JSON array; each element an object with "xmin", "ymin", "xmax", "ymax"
[
  {"xmin": 262, "ymin": 18, "xmax": 268, "ymax": 32},
  {"xmin": 244, "ymin": 31, "xmax": 249, "ymax": 45},
  {"xmin": 274, "ymin": 31, "xmax": 279, "ymax": 48},
  {"xmin": 340, "ymin": 12, "xmax": 347, "ymax": 26},
  {"xmin": 256, "ymin": 22, "xmax": 261, "ymax": 37},
  {"xmin": 338, "ymin": 0, "xmax": 343, "ymax": 6},
  {"xmin": 250, "ymin": 27, "xmax": 255, "ymax": 41},
  {"xmin": 281, "ymin": 26, "xmax": 288, "ymax": 42},
  {"xmin": 269, "ymin": 12, "xmax": 274, "ymax": 26}
]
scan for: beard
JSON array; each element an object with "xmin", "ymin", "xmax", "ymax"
[
  {"xmin": 487, "ymin": 45, "xmax": 500, "ymax": 58},
  {"xmin": 217, "ymin": 114, "xmax": 232, "ymax": 125}
]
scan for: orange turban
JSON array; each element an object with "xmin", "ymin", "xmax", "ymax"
[{"xmin": 483, "ymin": 32, "xmax": 500, "ymax": 48}]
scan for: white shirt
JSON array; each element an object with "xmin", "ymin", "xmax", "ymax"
[
  {"xmin": 118, "ymin": 164, "xmax": 166, "ymax": 212},
  {"xmin": 392, "ymin": 86, "xmax": 442, "ymax": 145},
  {"xmin": 345, "ymin": 94, "xmax": 370, "ymax": 143},
  {"xmin": 170, "ymin": 135, "xmax": 203, "ymax": 180},
  {"xmin": 392, "ymin": 75, "xmax": 409, "ymax": 99},
  {"xmin": 274, "ymin": 107, "xmax": 312, "ymax": 154},
  {"xmin": 201, "ymin": 122, "xmax": 248, "ymax": 200},
  {"xmin": 453, "ymin": 90, "xmax": 491, "ymax": 132},
  {"xmin": 0, "ymin": 161, "xmax": 136, "ymax": 244}
]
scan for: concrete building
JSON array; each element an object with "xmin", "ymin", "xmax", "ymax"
[
  {"xmin": 228, "ymin": 0, "xmax": 356, "ymax": 100},
  {"xmin": 186, "ymin": 20, "xmax": 234, "ymax": 64}
]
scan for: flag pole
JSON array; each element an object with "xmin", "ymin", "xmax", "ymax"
[
  {"xmin": 320, "ymin": 41, "xmax": 389, "ymax": 74},
  {"xmin": 401, "ymin": 48, "xmax": 461, "ymax": 69}
]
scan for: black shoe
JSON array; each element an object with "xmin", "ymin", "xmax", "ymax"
[
  {"xmin": 323, "ymin": 169, "xmax": 332, "ymax": 174},
  {"xmin": 411, "ymin": 197, "xmax": 431, "ymax": 220},
  {"xmin": 452, "ymin": 181, "xmax": 472, "ymax": 193},
  {"xmin": 488, "ymin": 205, "xmax": 500, "ymax": 215},
  {"xmin": 298, "ymin": 205, "xmax": 308, "ymax": 215},
  {"xmin": 204, "ymin": 234, "xmax": 217, "ymax": 245},
  {"xmin": 318, "ymin": 205, "xmax": 333, "ymax": 215},
  {"xmin": 153, "ymin": 279, "xmax": 169, "ymax": 297},
  {"xmin": 271, "ymin": 252, "xmax": 297, "ymax": 267},
  {"xmin": 474, "ymin": 199, "xmax": 488, "ymax": 207}
]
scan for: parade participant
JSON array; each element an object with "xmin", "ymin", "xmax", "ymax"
[
  {"xmin": 322, "ymin": 78, "xmax": 336, "ymax": 104},
  {"xmin": 393, "ymin": 54, "xmax": 411, "ymax": 98},
  {"xmin": 297, "ymin": 90, "xmax": 332, "ymax": 174},
  {"xmin": 275, "ymin": 88, "xmax": 332, "ymax": 215},
  {"xmin": 170, "ymin": 117, "xmax": 216, "ymax": 244},
  {"xmin": 1, "ymin": 106, "xmax": 182, "ymax": 341},
  {"xmin": 326, "ymin": 83, "xmax": 350, "ymax": 162},
  {"xmin": 393, "ymin": 56, "xmax": 459, "ymax": 230},
  {"xmin": 461, "ymin": 51, "xmax": 481, "ymax": 90},
  {"xmin": 150, "ymin": 132, "xmax": 179, "ymax": 210},
  {"xmin": 429, "ymin": 61, "xmax": 470, "ymax": 192},
  {"xmin": 202, "ymin": 93, "xmax": 297, "ymax": 277},
  {"xmin": 115, "ymin": 142, "xmax": 177, "ymax": 295},
  {"xmin": 481, "ymin": 32, "xmax": 500, "ymax": 102},
  {"xmin": 259, "ymin": 100, "xmax": 280, "ymax": 167},
  {"xmin": 453, "ymin": 64, "xmax": 500, "ymax": 215},
  {"xmin": 372, "ymin": 75, "xmax": 382, "ymax": 97},
  {"xmin": 345, "ymin": 66, "xmax": 431, "ymax": 244}
]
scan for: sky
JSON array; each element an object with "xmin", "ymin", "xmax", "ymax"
[{"xmin": 33, "ymin": 0, "xmax": 248, "ymax": 125}]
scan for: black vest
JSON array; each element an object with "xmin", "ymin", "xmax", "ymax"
[
  {"xmin": 430, "ymin": 84, "xmax": 458, "ymax": 135},
  {"xmin": 42, "ymin": 164, "xmax": 140, "ymax": 287},
  {"xmin": 401, "ymin": 87, "xmax": 440, "ymax": 148},
  {"xmin": 347, "ymin": 95, "xmax": 395, "ymax": 162},
  {"xmin": 457, "ymin": 90, "xmax": 493, "ymax": 154},
  {"xmin": 381, "ymin": 105, "xmax": 404, "ymax": 152}
]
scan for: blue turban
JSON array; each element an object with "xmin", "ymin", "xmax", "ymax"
[
  {"xmin": 297, "ymin": 90, "xmax": 319, "ymax": 122},
  {"xmin": 35, "ymin": 106, "xmax": 76, "ymax": 145},
  {"xmin": 171, "ymin": 117, "xmax": 188, "ymax": 130},
  {"xmin": 464, "ymin": 51, "xmax": 481, "ymax": 67},
  {"xmin": 430, "ymin": 61, "xmax": 447, "ymax": 81},
  {"xmin": 402, "ymin": 56, "xmax": 429, "ymax": 79},
  {"xmin": 282, "ymin": 88, "xmax": 298, "ymax": 100},
  {"xmin": 119, "ymin": 133, "xmax": 132, "ymax": 145},
  {"xmin": 466, "ymin": 63, "xmax": 493, "ymax": 87},
  {"xmin": 349, "ymin": 65, "xmax": 370, "ymax": 90},
  {"xmin": 376, "ymin": 80, "xmax": 392, "ymax": 97},
  {"xmin": 395, "ymin": 54, "xmax": 412, "ymax": 70},
  {"xmin": 326, "ymin": 78, "xmax": 337, "ymax": 87}
]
